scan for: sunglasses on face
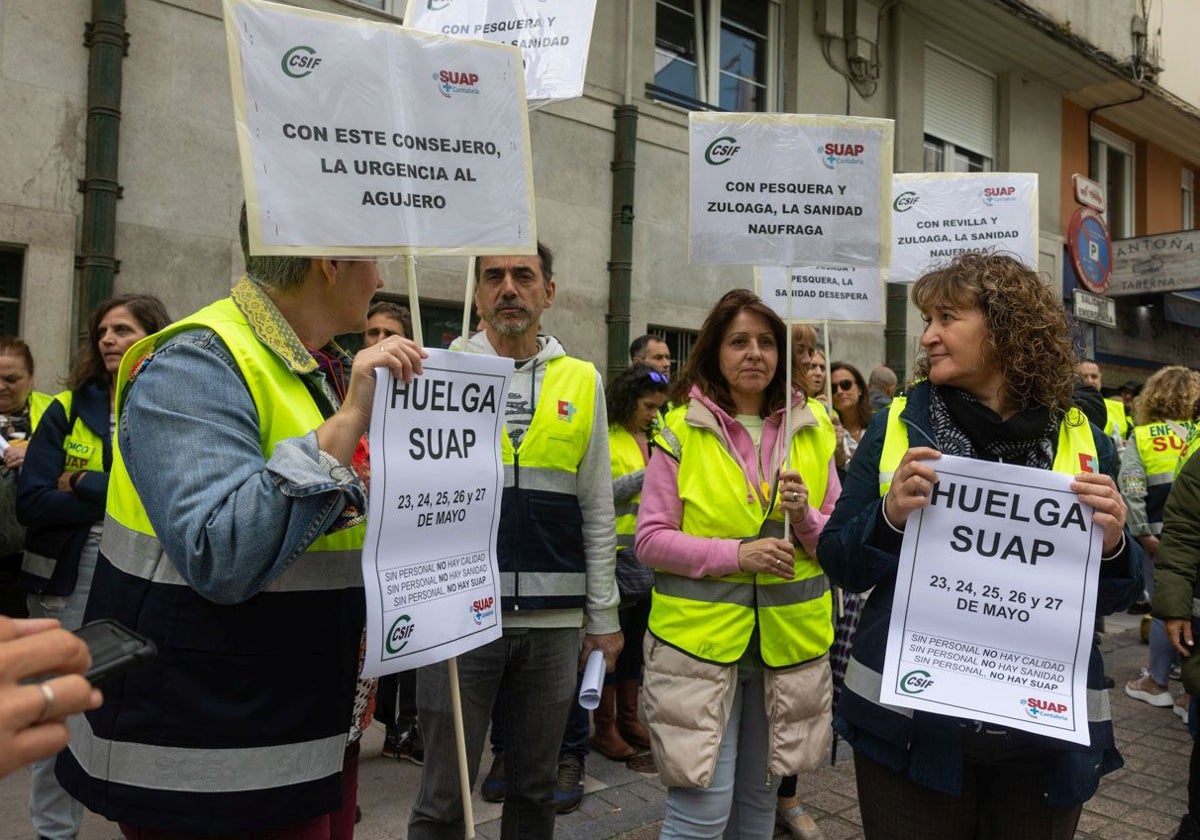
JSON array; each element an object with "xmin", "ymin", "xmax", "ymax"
[
  {"xmin": 833, "ymin": 379, "xmax": 856, "ymax": 392},
  {"xmin": 648, "ymin": 370, "xmax": 669, "ymax": 384}
]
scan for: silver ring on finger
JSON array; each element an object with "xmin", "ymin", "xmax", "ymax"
[{"xmin": 37, "ymin": 682, "xmax": 55, "ymax": 723}]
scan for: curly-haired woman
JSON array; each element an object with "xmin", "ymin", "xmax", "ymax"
[
  {"xmin": 1120, "ymin": 365, "xmax": 1200, "ymax": 713},
  {"xmin": 819, "ymin": 253, "xmax": 1143, "ymax": 838}
]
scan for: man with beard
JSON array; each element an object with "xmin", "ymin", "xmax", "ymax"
[{"xmin": 408, "ymin": 243, "xmax": 622, "ymax": 839}]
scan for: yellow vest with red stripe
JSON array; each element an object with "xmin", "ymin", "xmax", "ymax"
[{"xmin": 648, "ymin": 402, "xmax": 835, "ymax": 667}]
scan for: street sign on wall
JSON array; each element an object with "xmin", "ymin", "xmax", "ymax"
[{"xmin": 1067, "ymin": 207, "xmax": 1112, "ymax": 293}]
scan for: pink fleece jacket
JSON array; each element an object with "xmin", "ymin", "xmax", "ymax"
[{"xmin": 635, "ymin": 387, "xmax": 841, "ymax": 579}]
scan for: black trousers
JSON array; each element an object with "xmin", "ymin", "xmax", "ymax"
[{"xmin": 854, "ymin": 750, "xmax": 1082, "ymax": 840}]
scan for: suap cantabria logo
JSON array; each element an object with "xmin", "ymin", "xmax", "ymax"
[
  {"xmin": 435, "ymin": 69, "xmax": 481, "ymax": 98},
  {"xmin": 704, "ymin": 136, "xmax": 741, "ymax": 165},
  {"xmin": 893, "ymin": 191, "xmax": 919, "ymax": 212},
  {"xmin": 820, "ymin": 142, "xmax": 866, "ymax": 170},
  {"xmin": 281, "ymin": 45, "xmax": 321, "ymax": 79},
  {"xmin": 471, "ymin": 596, "xmax": 496, "ymax": 626},
  {"xmin": 386, "ymin": 615, "xmax": 416, "ymax": 654},
  {"xmin": 981, "ymin": 185, "xmax": 1017, "ymax": 206},
  {"xmin": 1021, "ymin": 697, "xmax": 1069, "ymax": 720}
]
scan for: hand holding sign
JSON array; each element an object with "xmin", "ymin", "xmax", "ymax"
[
  {"xmin": 1069, "ymin": 471, "xmax": 1127, "ymax": 555},
  {"xmin": 883, "ymin": 447, "xmax": 942, "ymax": 530}
]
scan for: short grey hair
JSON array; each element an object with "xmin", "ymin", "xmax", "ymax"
[
  {"xmin": 239, "ymin": 204, "xmax": 310, "ymax": 291},
  {"xmin": 869, "ymin": 365, "xmax": 897, "ymax": 390}
]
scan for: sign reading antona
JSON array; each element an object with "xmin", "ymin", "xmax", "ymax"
[{"xmin": 1108, "ymin": 229, "xmax": 1200, "ymax": 297}]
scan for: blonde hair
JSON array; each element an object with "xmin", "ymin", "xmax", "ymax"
[{"xmin": 1134, "ymin": 366, "xmax": 1200, "ymax": 426}]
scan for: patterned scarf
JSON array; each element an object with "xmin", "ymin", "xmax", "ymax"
[{"xmin": 928, "ymin": 386, "xmax": 1057, "ymax": 469}]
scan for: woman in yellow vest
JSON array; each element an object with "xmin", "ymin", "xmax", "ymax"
[
  {"xmin": 1119, "ymin": 365, "xmax": 1200, "ymax": 712},
  {"xmin": 0, "ymin": 336, "xmax": 51, "ymax": 619},
  {"xmin": 636, "ymin": 289, "xmax": 839, "ymax": 838},
  {"xmin": 15, "ymin": 294, "xmax": 169, "ymax": 840},
  {"xmin": 818, "ymin": 253, "xmax": 1142, "ymax": 838},
  {"xmin": 588, "ymin": 362, "xmax": 669, "ymax": 761}
]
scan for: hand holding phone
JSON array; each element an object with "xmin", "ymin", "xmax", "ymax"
[{"xmin": 74, "ymin": 620, "xmax": 157, "ymax": 685}]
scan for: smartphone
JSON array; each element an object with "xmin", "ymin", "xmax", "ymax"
[{"xmin": 75, "ymin": 619, "xmax": 157, "ymax": 684}]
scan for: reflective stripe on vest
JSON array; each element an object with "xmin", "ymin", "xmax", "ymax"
[
  {"xmin": 648, "ymin": 401, "xmax": 835, "ymax": 668},
  {"xmin": 65, "ymin": 714, "xmax": 346, "ymax": 794},
  {"xmin": 878, "ymin": 398, "xmax": 1098, "ymax": 497},
  {"xmin": 610, "ymin": 426, "xmax": 644, "ymax": 552}
]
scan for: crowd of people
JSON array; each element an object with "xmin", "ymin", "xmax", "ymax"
[{"xmin": 4, "ymin": 239, "xmax": 1199, "ymax": 840}]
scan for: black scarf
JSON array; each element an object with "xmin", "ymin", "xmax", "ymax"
[{"xmin": 930, "ymin": 386, "xmax": 1056, "ymax": 468}]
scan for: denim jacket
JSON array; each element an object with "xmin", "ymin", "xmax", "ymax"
[{"xmin": 118, "ymin": 278, "xmax": 366, "ymax": 604}]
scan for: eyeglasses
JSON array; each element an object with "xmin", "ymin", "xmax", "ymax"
[
  {"xmin": 648, "ymin": 370, "xmax": 669, "ymax": 384},
  {"xmin": 833, "ymin": 380, "xmax": 856, "ymax": 392}
]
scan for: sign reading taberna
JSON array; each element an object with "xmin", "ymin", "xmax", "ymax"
[
  {"xmin": 404, "ymin": 0, "xmax": 598, "ymax": 104},
  {"xmin": 689, "ymin": 113, "xmax": 894, "ymax": 267},
  {"xmin": 225, "ymin": 0, "xmax": 535, "ymax": 257},
  {"xmin": 889, "ymin": 173, "xmax": 1038, "ymax": 282}
]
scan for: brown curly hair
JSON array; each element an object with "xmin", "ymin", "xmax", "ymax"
[
  {"xmin": 1133, "ymin": 366, "xmax": 1200, "ymax": 426},
  {"xmin": 911, "ymin": 253, "xmax": 1077, "ymax": 421}
]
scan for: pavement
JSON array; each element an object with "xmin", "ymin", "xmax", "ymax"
[{"xmin": 0, "ymin": 611, "xmax": 1190, "ymax": 840}]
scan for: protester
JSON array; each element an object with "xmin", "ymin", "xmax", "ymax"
[
  {"xmin": 829, "ymin": 361, "xmax": 873, "ymax": 463},
  {"xmin": 636, "ymin": 288, "xmax": 838, "ymax": 838},
  {"xmin": 629, "ymin": 333, "xmax": 672, "ymax": 376},
  {"xmin": 589, "ymin": 363, "xmax": 668, "ymax": 763},
  {"xmin": 409, "ymin": 244, "xmax": 622, "ymax": 839},
  {"xmin": 1155, "ymin": 435, "xmax": 1200, "ymax": 840},
  {"xmin": 0, "ymin": 337, "xmax": 52, "ymax": 619},
  {"xmin": 17, "ymin": 293, "xmax": 170, "ymax": 840},
  {"xmin": 57, "ymin": 207, "xmax": 426, "ymax": 838},
  {"xmin": 819, "ymin": 253, "xmax": 1142, "ymax": 838},
  {"xmin": 809, "ymin": 349, "xmax": 829, "ymax": 404},
  {"xmin": 868, "ymin": 365, "xmax": 897, "ymax": 410},
  {"xmin": 1079, "ymin": 360, "xmax": 1132, "ymax": 446},
  {"xmin": 365, "ymin": 300, "xmax": 413, "ymax": 349},
  {"xmin": 0, "ymin": 616, "xmax": 100, "ymax": 780},
  {"xmin": 1121, "ymin": 366, "xmax": 1200, "ymax": 713}
]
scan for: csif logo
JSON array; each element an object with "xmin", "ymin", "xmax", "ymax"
[
  {"xmin": 899, "ymin": 669, "xmax": 934, "ymax": 694},
  {"xmin": 893, "ymin": 191, "xmax": 919, "ymax": 212},
  {"xmin": 427, "ymin": 0, "xmax": 453, "ymax": 9},
  {"xmin": 281, "ymin": 45, "xmax": 322, "ymax": 79},
  {"xmin": 435, "ymin": 69, "xmax": 481, "ymax": 98},
  {"xmin": 704, "ymin": 136, "xmax": 741, "ymax": 165},
  {"xmin": 385, "ymin": 614, "xmax": 416, "ymax": 654}
]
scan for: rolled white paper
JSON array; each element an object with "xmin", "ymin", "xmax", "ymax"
[{"xmin": 577, "ymin": 649, "xmax": 606, "ymax": 710}]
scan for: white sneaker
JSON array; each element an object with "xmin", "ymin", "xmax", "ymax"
[
  {"xmin": 1176, "ymin": 694, "xmax": 1191, "ymax": 725},
  {"xmin": 1125, "ymin": 672, "xmax": 1174, "ymax": 707}
]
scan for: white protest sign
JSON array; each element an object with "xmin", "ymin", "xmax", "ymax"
[
  {"xmin": 225, "ymin": 0, "xmax": 535, "ymax": 256},
  {"xmin": 362, "ymin": 349, "xmax": 514, "ymax": 676},
  {"xmin": 890, "ymin": 173, "xmax": 1038, "ymax": 282},
  {"xmin": 879, "ymin": 454, "xmax": 1102, "ymax": 745},
  {"xmin": 404, "ymin": 0, "xmax": 597, "ymax": 104},
  {"xmin": 689, "ymin": 113, "xmax": 893, "ymax": 267},
  {"xmin": 757, "ymin": 265, "xmax": 883, "ymax": 323}
]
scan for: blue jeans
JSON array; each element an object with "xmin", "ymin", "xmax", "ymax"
[
  {"xmin": 660, "ymin": 665, "xmax": 776, "ymax": 840},
  {"xmin": 26, "ymin": 533, "xmax": 99, "ymax": 840},
  {"xmin": 409, "ymin": 627, "xmax": 578, "ymax": 840}
]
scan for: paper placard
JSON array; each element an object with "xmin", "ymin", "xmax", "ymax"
[
  {"xmin": 890, "ymin": 173, "xmax": 1038, "ymax": 282},
  {"xmin": 879, "ymin": 454, "xmax": 1102, "ymax": 745},
  {"xmin": 757, "ymin": 265, "xmax": 883, "ymax": 323},
  {"xmin": 404, "ymin": 0, "xmax": 597, "ymax": 104},
  {"xmin": 361, "ymin": 349, "xmax": 514, "ymax": 675},
  {"xmin": 225, "ymin": 0, "xmax": 535, "ymax": 256},
  {"xmin": 689, "ymin": 113, "xmax": 893, "ymax": 267}
]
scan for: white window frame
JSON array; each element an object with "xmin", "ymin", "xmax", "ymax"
[
  {"xmin": 651, "ymin": 0, "xmax": 781, "ymax": 112},
  {"xmin": 342, "ymin": 0, "xmax": 400, "ymax": 18},
  {"xmin": 1183, "ymin": 169, "xmax": 1195, "ymax": 230},
  {"xmin": 1090, "ymin": 125, "xmax": 1135, "ymax": 239},
  {"xmin": 923, "ymin": 45, "xmax": 995, "ymax": 172}
]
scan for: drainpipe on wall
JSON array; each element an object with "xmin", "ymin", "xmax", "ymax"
[
  {"xmin": 605, "ymin": 0, "xmax": 638, "ymax": 381},
  {"xmin": 76, "ymin": 0, "xmax": 127, "ymax": 334}
]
